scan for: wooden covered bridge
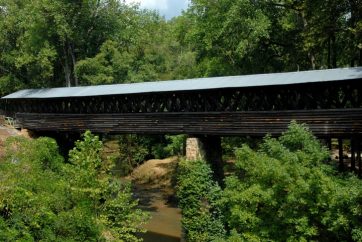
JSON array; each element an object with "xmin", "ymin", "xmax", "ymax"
[{"xmin": 1, "ymin": 67, "xmax": 362, "ymax": 175}]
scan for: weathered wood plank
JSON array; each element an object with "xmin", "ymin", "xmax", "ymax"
[{"xmin": 15, "ymin": 108, "xmax": 362, "ymax": 137}]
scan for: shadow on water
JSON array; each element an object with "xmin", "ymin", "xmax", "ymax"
[{"xmin": 139, "ymin": 231, "xmax": 180, "ymax": 242}]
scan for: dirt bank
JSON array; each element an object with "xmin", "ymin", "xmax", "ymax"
[{"xmin": 0, "ymin": 125, "xmax": 23, "ymax": 159}]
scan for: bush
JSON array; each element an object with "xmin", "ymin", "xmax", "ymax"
[
  {"xmin": 222, "ymin": 122, "xmax": 362, "ymax": 241},
  {"xmin": 164, "ymin": 135, "xmax": 186, "ymax": 156},
  {"xmin": 0, "ymin": 131, "xmax": 148, "ymax": 241},
  {"xmin": 176, "ymin": 159, "xmax": 225, "ymax": 242},
  {"xmin": 117, "ymin": 134, "xmax": 151, "ymax": 175},
  {"xmin": 222, "ymin": 136, "xmax": 261, "ymax": 160}
]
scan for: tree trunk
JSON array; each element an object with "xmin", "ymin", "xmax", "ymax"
[
  {"xmin": 349, "ymin": 0, "xmax": 360, "ymax": 66},
  {"xmin": 301, "ymin": 10, "xmax": 316, "ymax": 69},
  {"xmin": 69, "ymin": 43, "xmax": 78, "ymax": 86},
  {"xmin": 328, "ymin": 37, "xmax": 331, "ymax": 68},
  {"xmin": 63, "ymin": 42, "xmax": 78, "ymax": 87},
  {"xmin": 63, "ymin": 44, "xmax": 72, "ymax": 87},
  {"xmin": 309, "ymin": 52, "xmax": 316, "ymax": 70},
  {"xmin": 331, "ymin": 33, "xmax": 337, "ymax": 68}
]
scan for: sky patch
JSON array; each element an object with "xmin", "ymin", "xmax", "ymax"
[{"xmin": 125, "ymin": 0, "xmax": 189, "ymax": 19}]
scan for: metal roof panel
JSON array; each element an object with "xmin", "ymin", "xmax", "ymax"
[{"xmin": 2, "ymin": 67, "xmax": 362, "ymax": 99}]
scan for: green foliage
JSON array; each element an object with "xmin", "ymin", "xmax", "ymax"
[
  {"xmin": 222, "ymin": 136, "xmax": 261, "ymax": 160},
  {"xmin": 177, "ymin": 0, "xmax": 362, "ymax": 76},
  {"xmin": 76, "ymin": 40, "xmax": 132, "ymax": 85},
  {"xmin": 101, "ymin": 181, "xmax": 148, "ymax": 242},
  {"xmin": 182, "ymin": 0, "xmax": 273, "ymax": 76},
  {"xmin": 0, "ymin": 0, "xmax": 171, "ymax": 90},
  {"xmin": 0, "ymin": 136, "xmax": 67, "ymax": 241},
  {"xmin": 1, "ymin": 0, "xmax": 362, "ymax": 95},
  {"xmin": 0, "ymin": 131, "xmax": 148, "ymax": 241},
  {"xmin": 164, "ymin": 135, "xmax": 186, "ymax": 156},
  {"xmin": 115, "ymin": 134, "xmax": 185, "ymax": 176},
  {"xmin": 76, "ymin": 11, "xmax": 193, "ymax": 85},
  {"xmin": 176, "ymin": 159, "xmax": 226, "ymax": 242},
  {"xmin": 222, "ymin": 122, "xmax": 362, "ymax": 241},
  {"xmin": 117, "ymin": 134, "xmax": 151, "ymax": 176}
]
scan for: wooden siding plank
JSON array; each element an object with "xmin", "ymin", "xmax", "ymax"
[{"xmin": 15, "ymin": 108, "xmax": 362, "ymax": 137}]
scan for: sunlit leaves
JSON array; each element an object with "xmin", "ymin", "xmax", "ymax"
[
  {"xmin": 0, "ymin": 132, "xmax": 148, "ymax": 241},
  {"xmin": 177, "ymin": 159, "xmax": 225, "ymax": 242},
  {"xmin": 223, "ymin": 122, "xmax": 362, "ymax": 241}
]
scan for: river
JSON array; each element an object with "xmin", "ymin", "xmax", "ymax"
[{"xmin": 134, "ymin": 185, "xmax": 181, "ymax": 242}]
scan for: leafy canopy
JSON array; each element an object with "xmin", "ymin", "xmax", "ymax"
[
  {"xmin": 0, "ymin": 131, "xmax": 148, "ymax": 241},
  {"xmin": 223, "ymin": 122, "xmax": 362, "ymax": 241},
  {"xmin": 177, "ymin": 159, "xmax": 225, "ymax": 242}
]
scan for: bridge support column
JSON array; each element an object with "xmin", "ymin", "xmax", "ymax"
[{"xmin": 186, "ymin": 136, "xmax": 224, "ymax": 185}]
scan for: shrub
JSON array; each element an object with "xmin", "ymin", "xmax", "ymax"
[
  {"xmin": 117, "ymin": 134, "xmax": 152, "ymax": 175},
  {"xmin": 176, "ymin": 159, "xmax": 225, "ymax": 242},
  {"xmin": 222, "ymin": 122, "xmax": 362, "ymax": 241},
  {"xmin": 0, "ymin": 131, "xmax": 148, "ymax": 241},
  {"xmin": 164, "ymin": 134, "xmax": 186, "ymax": 156},
  {"xmin": 115, "ymin": 134, "xmax": 186, "ymax": 176},
  {"xmin": 222, "ymin": 136, "xmax": 261, "ymax": 160}
]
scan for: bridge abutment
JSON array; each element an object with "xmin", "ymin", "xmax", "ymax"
[{"xmin": 186, "ymin": 136, "xmax": 224, "ymax": 184}]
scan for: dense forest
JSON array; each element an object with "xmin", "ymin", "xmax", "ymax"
[
  {"xmin": 1, "ymin": 0, "xmax": 362, "ymax": 241},
  {"xmin": 0, "ymin": 0, "xmax": 361, "ymax": 95}
]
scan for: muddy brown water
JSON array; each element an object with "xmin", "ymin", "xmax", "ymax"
[{"xmin": 133, "ymin": 185, "xmax": 181, "ymax": 242}]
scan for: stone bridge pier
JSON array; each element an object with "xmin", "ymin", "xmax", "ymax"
[{"xmin": 186, "ymin": 135, "xmax": 224, "ymax": 185}]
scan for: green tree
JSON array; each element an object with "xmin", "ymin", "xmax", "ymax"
[
  {"xmin": 166, "ymin": 15, "xmax": 198, "ymax": 79},
  {"xmin": 0, "ymin": 132, "xmax": 148, "ymax": 241},
  {"xmin": 75, "ymin": 40, "xmax": 132, "ymax": 85},
  {"xmin": 67, "ymin": 131, "xmax": 148, "ymax": 241},
  {"xmin": 341, "ymin": 0, "xmax": 362, "ymax": 66},
  {"xmin": 116, "ymin": 134, "xmax": 150, "ymax": 175},
  {"xmin": 176, "ymin": 159, "xmax": 225, "ymax": 242},
  {"xmin": 222, "ymin": 122, "xmax": 362, "ymax": 241},
  {"xmin": 0, "ymin": 0, "xmax": 138, "ymax": 92},
  {"xmin": 175, "ymin": 0, "xmax": 362, "ymax": 76},
  {"xmin": 75, "ymin": 11, "xmax": 193, "ymax": 85},
  {"xmin": 184, "ymin": 0, "xmax": 271, "ymax": 76}
]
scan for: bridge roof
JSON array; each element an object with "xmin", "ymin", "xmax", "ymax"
[{"xmin": 2, "ymin": 67, "xmax": 362, "ymax": 99}]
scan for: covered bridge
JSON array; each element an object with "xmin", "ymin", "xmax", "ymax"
[
  {"xmin": 1, "ymin": 67, "xmax": 361, "ymax": 137},
  {"xmin": 1, "ymin": 67, "xmax": 362, "ymax": 175}
]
